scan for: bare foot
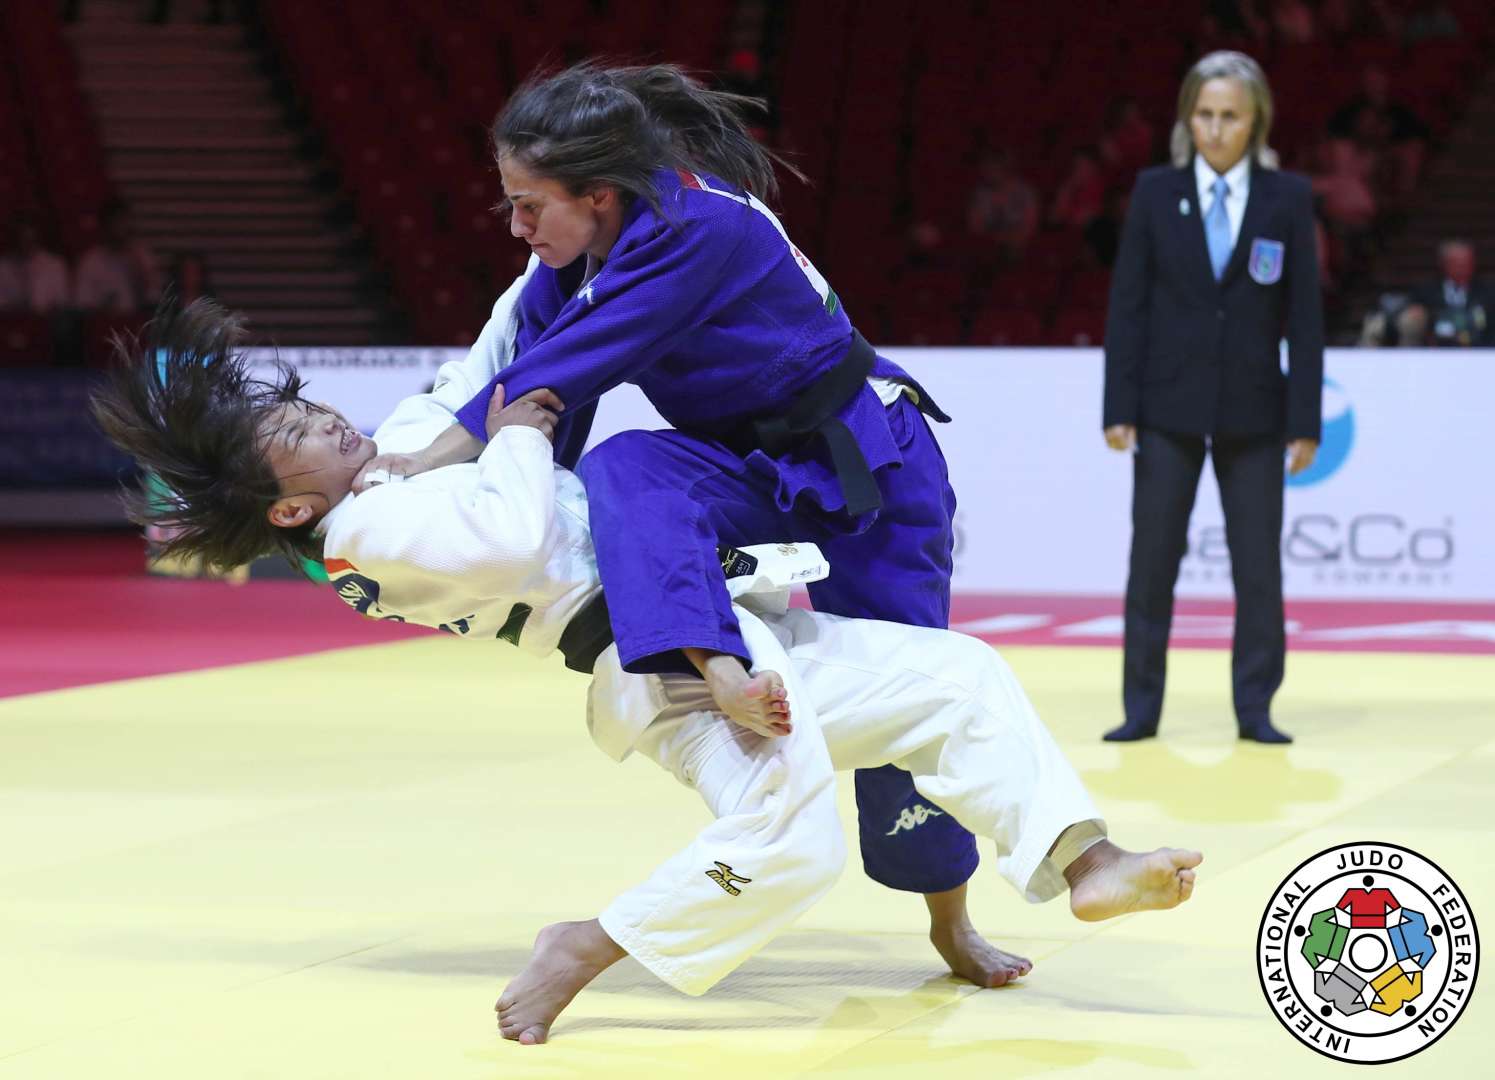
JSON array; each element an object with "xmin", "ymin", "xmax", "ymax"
[
  {"xmin": 930, "ymin": 920, "xmax": 1033, "ymax": 988},
  {"xmin": 495, "ymin": 919, "xmax": 625, "ymax": 1045},
  {"xmin": 687, "ymin": 649, "xmax": 791, "ymax": 737},
  {"xmin": 1065, "ymin": 840, "xmax": 1203, "ymax": 922},
  {"xmin": 924, "ymin": 882, "xmax": 1031, "ymax": 988}
]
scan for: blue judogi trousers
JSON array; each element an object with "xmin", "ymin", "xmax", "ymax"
[{"xmin": 578, "ymin": 396, "xmax": 980, "ymax": 894}]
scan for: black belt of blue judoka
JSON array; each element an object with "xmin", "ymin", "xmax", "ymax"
[
  {"xmin": 496, "ymin": 545, "xmax": 772, "ymax": 676},
  {"xmin": 711, "ymin": 330, "xmax": 950, "ymax": 518}
]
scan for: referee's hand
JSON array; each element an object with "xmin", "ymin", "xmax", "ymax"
[
  {"xmin": 1104, "ymin": 424, "xmax": 1137, "ymax": 452},
  {"xmin": 1286, "ymin": 438, "xmax": 1319, "ymax": 476}
]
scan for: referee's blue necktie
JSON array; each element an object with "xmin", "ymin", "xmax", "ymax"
[{"xmin": 1205, "ymin": 176, "xmax": 1232, "ymax": 280}]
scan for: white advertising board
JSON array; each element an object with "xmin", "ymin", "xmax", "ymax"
[
  {"xmin": 884, "ymin": 348, "xmax": 1492, "ymax": 601},
  {"xmin": 253, "ymin": 346, "xmax": 1495, "ymax": 602}
]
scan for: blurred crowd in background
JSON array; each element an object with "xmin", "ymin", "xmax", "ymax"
[{"xmin": 1, "ymin": 0, "xmax": 1491, "ymax": 363}]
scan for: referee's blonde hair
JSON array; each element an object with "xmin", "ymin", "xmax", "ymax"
[{"xmin": 1170, "ymin": 51, "xmax": 1279, "ymax": 170}]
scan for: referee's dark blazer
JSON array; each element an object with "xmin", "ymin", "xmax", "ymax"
[{"xmin": 1103, "ymin": 162, "xmax": 1324, "ymax": 441}]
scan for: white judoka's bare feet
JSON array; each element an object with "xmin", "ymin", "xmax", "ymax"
[
  {"xmin": 1064, "ymin": 840, "xmax": 1203, "ymax": 922},
  {"xmin": 496, "ymin": 919, "xmax": 625, "ymax": 1045},
  {"xmin": 688, "ymin": 649, "xmax": 791, "ymax": 737}
]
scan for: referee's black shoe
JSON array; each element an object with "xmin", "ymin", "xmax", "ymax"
[
  {"xmin": 1238, "ymin": 718, "xmax": 1293, "ymax": 744},
  {"xmin": 1102, "ymin": 719, "xmax": 1159, "ymax": 742}
]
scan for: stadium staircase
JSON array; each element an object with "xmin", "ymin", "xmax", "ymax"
[{"xmin": 64, "ymin": 0, "xmax": 389, "ymax": 345}]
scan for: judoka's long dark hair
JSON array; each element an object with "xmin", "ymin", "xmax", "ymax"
[
  {"xmin": 493, "ymin": 61, "xmax": 804, "ymax": 215},
  {"xmin": 89, "ymin": 299, "xmax": 323, "ymax": 574}
]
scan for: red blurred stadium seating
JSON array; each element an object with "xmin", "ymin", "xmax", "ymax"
[
  {"xmin": 1049, "ymin": 308, "xmax": 1108, "ymax": 347},
  {"xmin": 888, "ymin": 307, "xmax": 962, "ymax": 346},
  {"xmin": 968, "ymin": 309, "xmax": 1044, "ymax": 346},
  {"xmin": 246, "ymin": 0, "xmax": 1494, "ymax": 347},
  {"xmin": 1065, "ymin": 269, "xmax": 1113, "ymax": 310},
  {"xmin": 0, "ymin": 315, "xmax": 54, "ymax": 367},
  {"xmin": 82, "ymin": 313, "xmax": 149, "ymax": 370},
  {"xmin": 981, "ymin": 270, "xmax": 1063, "ymax": 315},
  {"xmin": 0, "ymin": 3, "xmax": 114, "ymax": 256}
]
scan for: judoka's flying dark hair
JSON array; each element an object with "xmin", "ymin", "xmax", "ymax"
[
  {"xmin": 493, "ymin": 61, "xmax": 804, "ymax": 213},
  {"xmin": 89, "ymin": 299, "xmax": 323, "ymax": 574}
]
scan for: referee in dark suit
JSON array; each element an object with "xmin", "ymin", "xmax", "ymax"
[{"xmin": 1102, "ymin": 51, "xmax": 1324, "ymax": 745}]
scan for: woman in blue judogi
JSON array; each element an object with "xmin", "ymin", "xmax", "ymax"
[{"xmin": 375, "ymin": 62, "xmax": 1023, "ymax": 986}]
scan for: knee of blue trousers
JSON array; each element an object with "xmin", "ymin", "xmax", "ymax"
[
  {"xmin": 576, "ymin": 434, "xmax": 637, "ymax": 499},
  {"xmin": 579, "ymin": 429, "xmax": 704, "ymax": 493}
]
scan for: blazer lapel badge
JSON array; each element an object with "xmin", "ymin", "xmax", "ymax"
[{"xmin": 1248, "ymin": 237, "xmax": 1285, "ymax": 284}]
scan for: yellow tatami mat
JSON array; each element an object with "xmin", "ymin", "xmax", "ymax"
[{"xmin": 2, "ymin": 641, "xmax": 1490, "ymax": 1078}]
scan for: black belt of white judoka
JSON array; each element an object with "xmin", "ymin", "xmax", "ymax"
[
  {"xmin": 710, "ymin": 330, "xmax": 950, "ymax": 518},
  {"xmin": 496, "ymin": 545, "xmax": 772, "ymax": 676}
]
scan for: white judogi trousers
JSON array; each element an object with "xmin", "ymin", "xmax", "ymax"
[{"xmin": 590, "ymin": 606, "xmax": 1105, "ymax": 996}]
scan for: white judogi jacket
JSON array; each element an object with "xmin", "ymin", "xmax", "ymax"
[
  {"xmin": 320, "ymin": 425, "xmax": 602, "ymax": 657},
  {"xmin": 319, "ymin": 262, "xmax": 601, "ymax": 659}
]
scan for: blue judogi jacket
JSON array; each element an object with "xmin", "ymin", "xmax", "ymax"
[{"xmin": 453, "ymin": 168, "xmax": 923, "ymax": 518}]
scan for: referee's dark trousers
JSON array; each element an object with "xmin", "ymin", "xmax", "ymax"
[{"xmin": 1123, "ymin": 428, "xmax": 1285, "ymax": 731}]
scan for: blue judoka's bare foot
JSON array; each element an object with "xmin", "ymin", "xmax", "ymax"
[
  {"xmin": 684, "ymin": 648, "xmax": 792, "ymax": 737},
  {"xmin": 931, "ymin": 923, "xmax": 1033, "ymax": 988},
  {"xmin": 926, "ymin": 883, "xmax": 1032, "ymax": 988},
  {"xmin": 1064, "ymin": 840, "xmax": 1203, "ymax": 921},
  {"xmin": 496, "ymin": 920, "xmax": 625, "ymax": 1045}
]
